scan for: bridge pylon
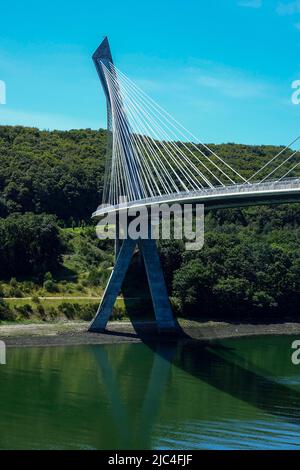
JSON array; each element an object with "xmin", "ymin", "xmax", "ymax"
[{"xmin": 89, "ymin": 37, "xmax": 177, "ymax": 333}]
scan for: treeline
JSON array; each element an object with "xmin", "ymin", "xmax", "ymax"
[
  {"xmin": 0, "ymin": 213, "xmax": 63, "ymax": 278},
  {"xmin": 0, "ymin": 126, "xmax": 106, "ymax": 223},
  {"xmin": 0, "ymin": 125, "xmax": 292, "ymax": 223},
  {"xmin": 160, "ymin": 205, "xmax": 300, "ymax": 320}
]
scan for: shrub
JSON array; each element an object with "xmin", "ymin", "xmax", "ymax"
[
  {"xmin": 44, "ymin": 272, "xmax": 53, "ymax": 282},
  {"xmin": 78, "ymin": 303, "xmax": 97, "ymax": 321},
  {"xmin": 0, "ymin": 299, "xmax": 15, "ymax": 321},
  {"xmin": 100, "ymin": 270, "xmax": 110, "ymax": 286},
  {"xmin": 87, "ymin": 268, "xmax": 103, "ymax": 286},
  {"xmin": 9, "ymin": 287, "xmax": 23, "ymax": 298},
  {"xmin": 43, "ymin": 279, "xmax": 59, "ymax": 293},
  {"xmin": 36, "ymin": 303, "xmax": 46, "ymax": 320},
  {"xmin": 15, "ymin": 303, "xmax": 32, "ymax": 319},
  {"xmin": 58, "ymin": 302, "xmax": 77, "ymax": 320},
  {"xmin": 0, "ymin": 213, "xmax": 63, "ymax": 278},
  {"xmin": 65, "ymin": 283, "xmax": 75, "ymax": 293},
  {"xmin": 48, "ymin": 307, "xmax": 58, "ymax": 320},
  {"xmin": 111, "ymin": 305, "xmax": 126, "ymax": 321},
  {"xmin": 100, "ymin": 260, "xmax": 111, "ymax": 270},
  {"xmin": 10, "ymin": 277, "xmax": 17, "ymax": 288},
  {"xmin": 22, "ymin": 281, "xmax": 35, "ymax": 293}
]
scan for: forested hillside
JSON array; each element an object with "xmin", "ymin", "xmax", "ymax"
[
  {"xmin": 0, "ymin": 126, "xmax": 106, "ymax": 222},
  {"xmin": 0, "ymin": 125, "xmax": 295, "ymax": 222},
  {"xmin": 0, "ymin": 125, "xmax": 299, "ymax": 322}
]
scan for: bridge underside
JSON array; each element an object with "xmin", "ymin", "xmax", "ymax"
[{"xmin": 206, "ymin": 195, "xmax": 300, "ymax": 210}]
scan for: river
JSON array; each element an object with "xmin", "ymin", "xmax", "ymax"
[{"xmin": 0, "ymin": 335, "xmax": 300, "ymax": 449}]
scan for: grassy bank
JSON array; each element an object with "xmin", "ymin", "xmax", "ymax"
[
  {"xmin": 0, "ymin": 222, "xmax": 155, "ymax": 325},
  {"xmin": 0, "ymin": 297, "xmax": 128, "ymax": 324},
  {"xmin": 0, "ymin": 295, "xmax": 156, "ymax": 324},
  {"xmin": 0, "ymin": 224, "xmax": 114, "ymax": 323}
]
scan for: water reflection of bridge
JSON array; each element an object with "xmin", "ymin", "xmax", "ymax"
[{"xmin": 91, "ymin": 334, "xmax": 300, "ymax": 449}]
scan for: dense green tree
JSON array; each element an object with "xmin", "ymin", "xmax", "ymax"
[
  {"xmin": 171, "ymin": 211, "xmax": 300, "ymax": 319},
  {"xmin": 0, "ymin": 212, "xmax": 63, "ymax": 278},
  {"xmin": 0, "ymin": 126, "xmax": 106, "ymax": 223}
]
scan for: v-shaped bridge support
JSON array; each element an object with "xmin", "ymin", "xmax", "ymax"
[{"xmin": 89, "ymin": 236, "xmax": 177, "ymax": 333}]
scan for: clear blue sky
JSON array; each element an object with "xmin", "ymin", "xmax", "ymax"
[{"xmin": 1, "ymin": 0, "xmax": 300, "ymax": 145}]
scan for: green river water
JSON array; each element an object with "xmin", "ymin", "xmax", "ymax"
[{"xmin": 0, "ymin": 335, "xmax": 300, "ymax": 449}]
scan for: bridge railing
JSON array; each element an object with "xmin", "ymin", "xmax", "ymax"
[
  {"xmin": 93, "ymin": 177, "xmax": 300, "ymax": 216},
  {"xmin": 130, "ymin": 177, "xmax": 300, "ymax": 205},
  {"xmin": 200, "ymin": 177, "xmax": 300, "ymax": 197}
]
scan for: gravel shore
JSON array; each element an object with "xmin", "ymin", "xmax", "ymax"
[{"xmin": 1, "ymin": 319, "xmax": 300, "ymax": 347}]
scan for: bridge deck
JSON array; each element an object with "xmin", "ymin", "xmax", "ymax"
[{"xmin": 92, "ymin": 178, "xmax": 300, "ymax": 217}]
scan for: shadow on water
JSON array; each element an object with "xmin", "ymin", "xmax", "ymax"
[
  {"xmin": 114, "ymin": 255, "xmax": 300, "ymax": 424},
  {"xmin": 120, "ymin": 276, "xmax": 300, "ymax": 424},
  {"xmin": 89, "ymin": 316, "xmax": 300, "ymax": 448}
]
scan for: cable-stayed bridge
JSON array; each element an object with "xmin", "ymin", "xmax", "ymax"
[
  {"xmin": 92, "ymin": 38, "xmax": 300, "ymax": 216},
  {"xmin": 89, "ymin": 37, "xmax": 300, "ymax": 333}
]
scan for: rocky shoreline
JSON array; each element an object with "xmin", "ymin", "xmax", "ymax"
[{"xmin": 1, "ymin": 319, "xmax": 300, "ymax": 347}]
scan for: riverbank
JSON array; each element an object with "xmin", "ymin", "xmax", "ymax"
[{"xmin": 1, "ymin": 319, "xmax": 300, "ymax": 347}]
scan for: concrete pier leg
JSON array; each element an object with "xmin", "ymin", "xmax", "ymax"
[
  {"xmin": 89, "ymin": 230, "xmax": 177, "ymax": 333},
  {"xmin": 114, "ymin": 212, "xmax": 122, "ymax": 261},
  {"xmin": 89, "ymin": 238, "xmax": 136, "ymax": 332},
  {"xmin": 139, "ymin": 238, "xmax": 177, "ymax": 332}
]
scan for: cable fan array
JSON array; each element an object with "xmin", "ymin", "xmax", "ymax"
[
  {"xmin": 246, "ymin": 134, "xmax": 300, "ymax": 184},
  {"xmin": 101, "ymin": 62, "xmax": 300, "ymax": 207},
  {"xmin": 101, "ymin": 62, "xmax": 247, "ymax": 206}
]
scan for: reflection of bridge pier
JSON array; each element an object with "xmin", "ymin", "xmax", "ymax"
[
  {"xmin": 91, "ymin": 342, "xmax": 176, "ymax": 449},
  {"xmin": 90, "ymin": 337, "xmax": 300, "ymax": 449}
]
